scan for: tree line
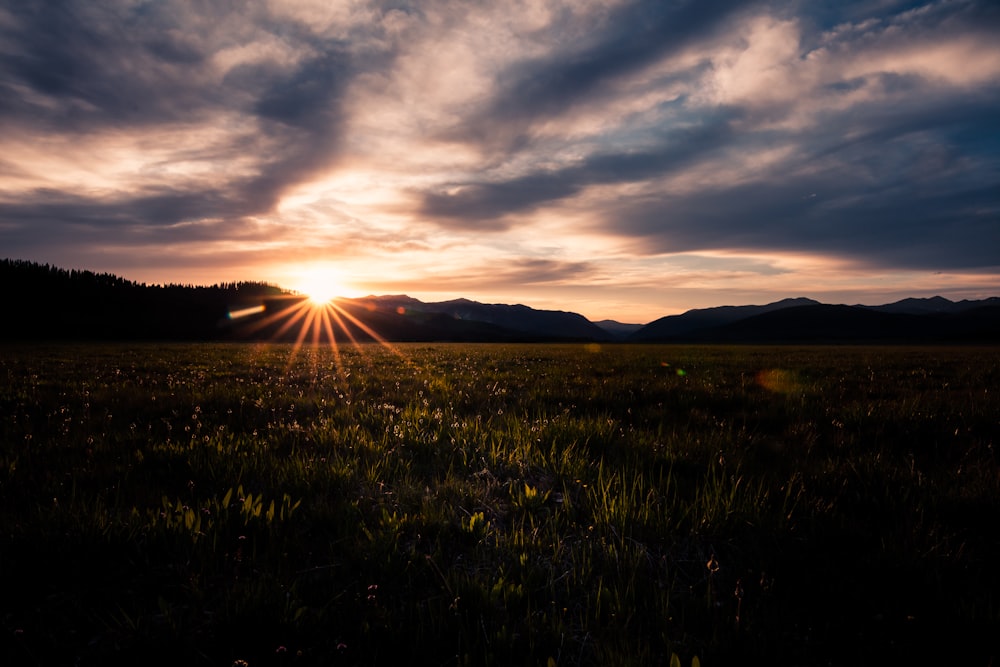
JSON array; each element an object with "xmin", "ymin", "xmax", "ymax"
[{"xmin": 1, "ymin": 259, "xmax": 287, "ymax": 341}]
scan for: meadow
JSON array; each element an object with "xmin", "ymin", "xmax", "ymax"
[{"xmin": 1, "ymin": 342, "xmax": 997, "ymax": 666}]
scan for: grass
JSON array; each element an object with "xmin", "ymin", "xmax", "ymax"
[{"xmin": 1, "ymin": 342, "xmax": 998, "ymax": 665}]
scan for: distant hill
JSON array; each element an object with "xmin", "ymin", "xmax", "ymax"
[
  {"xmin": 3, "ymin": 259, "xmax": 997, "ymax": 343},
  {"xmin": 352, "ymin": 295, "xmax": 612, "ymax": 341},
  {"xmin": 861, "ymin": 296, "xmax": 1000, "ymax": 315},
  {"xmin": 700, "ymin": 304, "xmax": 1000, "ymax": 343},
  {"xmin": 243, "ymin": 295, "xmax": 530, "ymax": 343},
  {"xmin": 592, "ymin": 320, "xmax": 644, "ymax": 340},
  {"xmin": 629, "ymin": 297, "xmax": 820, "ymax": 341},
  {"xmin": 0, "ymin": 260, "xmax": 608, "ymax": 343},
  {"xmin": 629, "ymin": 300, "xmax": 1000, "ymax": 343}
]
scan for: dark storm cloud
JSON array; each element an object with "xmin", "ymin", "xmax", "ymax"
[
  {"xmin": 804, "ymin": 0, "xmax": 1000, "ymax": 32},
  {"xmin": 255, "ymin": 53, "xmax": 347, "ymax": 128},
  {"xmin": 423, "ymin": 111, "xmax": 740, "ymax": 226},
  {"xmin": 621, "ymin": 80, "xmax": 1000, "ymax": 269},
  {"xmin": 446, "ymin": 0, "xmax": 757, "ymax": 149},
  {"xmin": 0, "ymin": 2, "xmax": 212, "ymax": 129},
  {"xmin": 420, "ymin": 0, "xmax": 1000, "ymax": 272},
  {"xmin": 0, "ymin": 0, "xmax": 366, "ymax": 231},
  {"xmin": 1, "ymin": 0, "xmax": 998, "ymax": 301},
  {"xmin": 364, "ymin": 257, "xmax": 599, "ymax": 293},
  {"xmin": 607, "ymin": 99, "xmax": 1000, "ymax": 270},
  {"xmin": 235, "ymin": 48, "xmax": 357, "ymax": 211},
  {"xmin": 618, "ymin": 179, "xmax": 1000, "ymax": 270},
  {"xmin": 496, "ymin": 0, "xmax": 753, "ymax": 113},
  {"xmin": 425, "ymin": 74, "xmax": 1000, "ymax": 268},
  {"xmin": 448, "ymin": 258, "xmax": 600, "ymax": 290},
  {"xmin": 0, "ymin": 189, "xmax": 231, "ymax": 228},
  {"xmin": 0, "ymin": 187, "xmax": 265, "ymax": 259}
]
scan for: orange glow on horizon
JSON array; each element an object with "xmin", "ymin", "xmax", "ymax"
[
  {"xmin": 288, "ymin": 265, "xmax": 355, "ymax": 306},
  {"xmin": 235, "ymin": 294, "xmax": 408, "ymax": 376}
]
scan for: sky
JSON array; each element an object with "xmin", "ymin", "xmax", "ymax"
[{"xmin": 1, "ymin": 0, "xmax": 998, "ymax": 323}]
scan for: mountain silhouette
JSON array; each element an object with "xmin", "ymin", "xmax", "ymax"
[
  {"xmin": 2, "ymin": 259, "xmax": 997, "ymax": 343},
  {"xmin": 628, "ymin": 302, "xmax": 1000, "ymax": 343},
  {"xmin": 350, "ymin": 295, "xmax": 612, "ymax": 341},
  {"xmin": 861, "ymin": 296, "xmax": 1000, "ymax": 315},
  {"xmin": 592, "ymin": 319, "xmax": 644, "ymax": 339},
  {"xmin": 629, "ymin": 297, "xmax": 820, "ymax": 340},
  {"xmin": 243, "ymin": 295, "xmax": 577, "ymax": 343}
]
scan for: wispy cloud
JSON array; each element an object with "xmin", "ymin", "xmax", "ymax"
[{"xmin": 1, "ymin": 0, "xmax": 997, "ymax": 320}]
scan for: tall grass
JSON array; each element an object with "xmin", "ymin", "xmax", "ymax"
[{"xmin": 0, "ymin": 343, "xmax": 997, "ymax": 665}]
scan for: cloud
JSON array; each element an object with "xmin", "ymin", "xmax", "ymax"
[
  {"xmin": 0, "ymin": 0, "xmax": 997, "ymax": 319},
  {"xmin": 420, "ymin": 110, "xmax": 740, "ymax": 226},
  {"xmin": 360, "ymin": 257, "xmax": 600, "ymax": 294},
  {"xmin": 440, "ymin": 0, "xmax": 757, "ymax": 150},
  {"xmin": 0, "ymin": 2, "xmax": 215, "ymax": 130},
  {"xmin": 0, "ymin": 0, "xmax": 370, "ymax": 228},
  {"xmin": 417, "ymin": 0, "xmax": 1000, "ymax": 271}
]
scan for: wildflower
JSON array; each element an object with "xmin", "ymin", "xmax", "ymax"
[{"xmin": 706, "ymin": 554, "xmax": 720, "ymax": 574}]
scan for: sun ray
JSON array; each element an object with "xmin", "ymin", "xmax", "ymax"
[
  {"xmin": 328, "ymin": 302, "xmax": 403, "ymax": 356},
  {"xmin": 272, "ymin": 302, "xmax": 312, "ymax": 339},
  {"xmin": 238, "ymin": 298, "xmax": 310, "ymax": 336},
  {"xmin": 227, "ymin": 287, "xmax": 425, "ymax": 386},
  {"xmin": 317, "ymin": 304, "xmax": 344, "ymax": 378},
  {"xmin": 288, "ymin": 304, "xmax": 319, "ymax": 372}
]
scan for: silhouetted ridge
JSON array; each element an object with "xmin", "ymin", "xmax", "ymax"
[
  {"xmin": 0, "ymin": 260, "xmax": 608, "ymax": 342},
  {"xmin": 861, "ymin": 296, "xmax": 1000, "ymax": 315},
  {"xmin": 341, "ymin": 295, "xmax": 611, "ymax": 341},
  {"xmin": 3, "ymin": 259, "xmax": 997, "ymax": 343},
  {"xmin": 1, "ymin": 259, "xmax": 285, "ymax": 341},
  {"xmin": 630, "ymin": 302, "xmax": 1000, "ymax": 343},
  {"xmin": 592, "ymin": 320, "xmax": 644, "ymax": 339},
  {"xmin": 630, "ymin": 297, "xmax": 820, "ymax": 340}
]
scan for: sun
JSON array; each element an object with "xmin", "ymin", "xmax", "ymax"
[
  {"xmin": 239, "ymin": 263, "xmax": 405, "ymax": 371},
  {"xmin": 293, "ymin": 267, "xmax": 347, "ymax": 305}
]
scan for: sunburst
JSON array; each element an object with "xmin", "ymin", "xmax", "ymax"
[
  {"xmin": 292, "ymin": 266, "xmax": 347, "ymax": 305},
  {"xmin": 229, "ymin": 270, "xmax": 405, "ymax": 377}
]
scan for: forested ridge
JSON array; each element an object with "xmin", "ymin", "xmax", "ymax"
[
  {"xmin": 1, "ymin": 259, "xmax": 285, "ymax": 340},
  {"xmin": 4, "ymin": 259, "xmax": 998, "ymax": 343}
]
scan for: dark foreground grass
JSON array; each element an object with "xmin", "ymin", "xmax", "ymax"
[{"xmin": 0, "ymin": 343, "xmax": 997, "ymax": 666}]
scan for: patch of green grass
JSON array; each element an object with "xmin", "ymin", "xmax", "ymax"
[{"xmin": 1, "ymin": 343, "xmax": 997, "ymax": 665}]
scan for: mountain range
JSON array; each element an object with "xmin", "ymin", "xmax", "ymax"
[
  {"xmin": 627, "ymin": 298, "xmax": 1000, "ymax": 343},
  {"xmin": 2, "ymin": 259, "xmax": 998, "ymax": 343},
  {"xmin": 338, "ymin": 294, "xmax": 1000, "ymax": 343},
  {"xmin": 626, "ymin": 296, "xmax": 1000, "ymax": 342},
  {"xmin": 351, "ymin": 295, "xmax": 609, "ymax": 341}
]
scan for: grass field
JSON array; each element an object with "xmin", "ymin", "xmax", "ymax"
[{"xmin": 1, "ymin": 342, "xmax": 998, "ymax": 666}]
